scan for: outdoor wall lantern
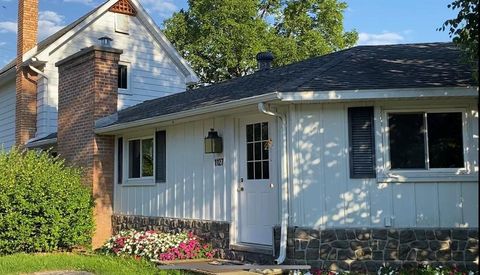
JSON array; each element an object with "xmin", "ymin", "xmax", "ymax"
[{"xmin": 205, "ymin": 128, "xmax": 223, "ymax": 154}]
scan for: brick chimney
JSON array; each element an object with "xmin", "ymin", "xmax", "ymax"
[
  {"xmin": 15, "ymin": 0, "xmax": 39, "ymax": 146},
  {"xmin": 56, "ymin": 46, "xmax": 123, "ymax": 248}
]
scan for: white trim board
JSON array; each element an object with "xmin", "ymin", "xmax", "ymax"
[{"xmin": 279, "ymin": 87, "xmax": 478, "ymax": 102}]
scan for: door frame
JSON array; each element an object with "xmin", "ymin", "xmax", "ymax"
[{"xmin": 230, "ymin": 113, "xmax": 281, "ymax": 247}]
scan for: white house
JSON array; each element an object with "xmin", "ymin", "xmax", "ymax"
[
  {"xmin": 98, "ymin": 43, "xmax": 478, "ymax": 270},
  {"xmin": 1, "ymin": 0, "xmax": 478, "ymax": 272}
]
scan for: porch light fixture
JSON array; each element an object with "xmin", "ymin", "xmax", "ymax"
[{"xmin": 204, "ymin": 128, "xmax": 223, "ymax": 154}]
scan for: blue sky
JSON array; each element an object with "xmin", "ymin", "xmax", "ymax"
[{"xmin": 0, "ymin": 0, "xmax": 457, "ymax": 67}]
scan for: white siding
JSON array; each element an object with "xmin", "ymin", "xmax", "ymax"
[
  {"xmin": 35, "ymin": 11, "xmax": 187, "ymax": 137},
  {"xmin": 290, "ymin": 100, "xmax": 478, "ymax": 228},
  {"xmin": 0, "ymin": 80, "xmax": 16, "ymax": 150},
  {"xmin": 113, "ymin": 99, "xmax": 477, "ymax": 228},
  {"xmin": 113, "ymin": 117, "xmax": 233, "ymax": 222}
]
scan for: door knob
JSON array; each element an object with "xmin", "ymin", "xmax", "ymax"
[
  {"xmin": 237, "ymin": 186, "xmax": 244, "ymax": 192},
  {"xmin": 270, "ymin": 183, "xmax": 274, "ymax": 188}
]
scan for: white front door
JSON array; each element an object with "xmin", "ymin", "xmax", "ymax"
[{"xmin": 238, "ymin": 116, "xmax": 279, "ymax": 245}]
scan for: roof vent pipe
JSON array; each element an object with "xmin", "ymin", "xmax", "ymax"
[{"xmin": 256, "ymin": 52, "xmax": 274, "ymax": 70}]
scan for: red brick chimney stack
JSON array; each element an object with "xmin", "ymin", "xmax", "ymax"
[
  {"xmin": 15, "ymin": 0, "xmax": 39, "ymax": 146},
  {"xmin": 56, "ymin": 46, "xmax": 123, "ymax": 248}
]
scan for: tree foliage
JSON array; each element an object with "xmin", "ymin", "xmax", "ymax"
[
  {"xmin": 163, "ymin": 0, "xmax": 357, "ymax": 83},
  {"xmin": 439, "ymin": 0, "xmax": 479, "ymax": 79}
]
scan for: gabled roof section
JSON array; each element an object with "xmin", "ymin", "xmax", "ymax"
[
  {"xmin": 0, "ymin": 0, "xmax": 199, "ymax": 83},
  {"xmin": 97, "ymin": 42, "xmax": 477, "ymax": 130}
]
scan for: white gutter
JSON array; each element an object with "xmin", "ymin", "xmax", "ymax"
[
  {"xmin": 28, "ymin": 60, "xmax": 49, "ymax": 137},
  {"xmin": 279, "ymin": 86, "xmax": 478, "ymax": 102},
  {"xmin": 95, "ymin": 92, "xmax": 281, "ymax": 134},
  {"xmin": 258, "ymin": 103, "xmax": 289, "ymax": 265}
]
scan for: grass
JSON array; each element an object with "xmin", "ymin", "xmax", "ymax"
[{"xmin": 0, "ymin": 253, "xmax": 182, "ymax": 275}]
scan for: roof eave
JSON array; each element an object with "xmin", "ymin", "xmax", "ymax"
[{"xmin": 95, "ymin": 92, "xmax": 281, "ymax": 134}]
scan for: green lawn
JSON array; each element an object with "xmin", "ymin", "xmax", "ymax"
[{"xmin": 0, "ymin": 253, "xmax": 181, "ymax": 275}]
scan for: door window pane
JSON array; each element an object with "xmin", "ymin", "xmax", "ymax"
[
  {"xmin": 254, "ymin": 123, "xmax": 261, "ymax": 141},
  {"xmin": 247, "ymin": 162, "xmax": 254, "ymax": 180},
  {"xmin": 246, "ymin": 124, "xmax": 253, "ymax": 142},
  {"xmin": 262, "ymin": 161, "xmax": 269, "ymax": 179},
  {"xmin": 427, "ymin": 113, "xmax": 464, "ymax": 168},
  {"xmin": 142, "ymin": 138, "xmax": 154, "ymax": 177},
  {"xmin": 254, "ymin": 162, "xmax": 262, "ymax": 179},
  {"xmin": 389, "ymin": 113, "xmax": 426, "ymax": 169},
  {"xmin": 129, "ymin": 140, "xmax": 140, "ymax": 178},
  {"xmin": 254, "ymin": 142, "xmax": 261, "ymax": 160},
  {"xmin": 246, "ymin": 122, "xmax": 270, "ymax": 180}
]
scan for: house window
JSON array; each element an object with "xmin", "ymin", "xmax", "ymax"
[
  {"xmin": 388, "ymin": 112, "xmax": 464, "ymax": 170},
  {"xmin": 119, "ymin": 130, "xmax": 166, "ymax": 184},
  {"xmin": 246, "ymin": 122, "xmax": 269, "ymax": 180},
  {"xmin": 118, "ymin": 64, "xmax": 128, "ymax": 89},
  {"xmin": 128, "ymin": 138, "xmax": 153, "ymax": 178}
]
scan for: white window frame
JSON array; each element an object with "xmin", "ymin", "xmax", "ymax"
[
  {"xmin": 123, "ymin": 134, "xmax": 155, "ymax": 185},
  {"xmin": 378, "ymin": 107, "xmax": 476, "ymax": 182},
  {"xmin": 118, "ymin": 62, "xmax": 131, "ymax": 95}
]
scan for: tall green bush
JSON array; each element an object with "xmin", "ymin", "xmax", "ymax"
[{"xmin": 0, "ymin": 148, "xmax": 94, "ymax": 254}]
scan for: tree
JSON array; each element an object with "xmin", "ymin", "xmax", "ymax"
[
  {"xmin": 163, "ymin": 0, "xmax": 357, "ymax": 84},
  {"xmin": 439, "ymin": 0, "xmax": 479, "ymax": 80}
]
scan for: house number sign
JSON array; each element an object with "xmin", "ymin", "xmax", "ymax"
[{"xmin": 215, "ymin": 158, "xmax": 224, "ymax": 166}]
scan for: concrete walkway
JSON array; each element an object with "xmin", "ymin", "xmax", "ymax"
[{"xmin": 157, "ymin": 259, "xmax": 310, "ymax": 274}]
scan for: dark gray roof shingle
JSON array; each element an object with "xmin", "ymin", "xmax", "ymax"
[{"xmin": 109, "ymin": 42, "xmax": 475, "ymax": 127}]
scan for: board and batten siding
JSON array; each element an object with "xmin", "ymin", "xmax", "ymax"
[
  {"xmin": 0, "ymin": 80, "xmax": 16, "ymax": 150},
  {"xmin": 113, "ymin": 117, "xmax": 234, "ymax": 222},
  {"xmin": 289, "ymin": 100, "xmax": 478, "ymax": 229},
  {"xmin": 35, "ymin": 11, "xmax": 187, "ymax": 137}
]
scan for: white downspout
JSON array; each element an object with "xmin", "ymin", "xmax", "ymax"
[
  {"xmin": 258, "ymin": 102, "xmax": 288, "ymax": 265},
  {"xmin": 28, "ymin": 61, "xmax": 49, "ymax": 138}
]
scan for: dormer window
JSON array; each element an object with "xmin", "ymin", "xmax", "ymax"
[{"xmin": 118, "ymin": 64, "xmax": 128, "ymax": 89}]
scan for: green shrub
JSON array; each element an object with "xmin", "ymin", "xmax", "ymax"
[{"xmin": 0, "ymin": 148, "xmax": 94, "ymax": 254}]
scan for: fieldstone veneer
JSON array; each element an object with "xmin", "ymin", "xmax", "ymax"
[
  {"xmin": 273, "ymin": 226, "xmax": 479, "ymax": 273},
  {"xmin": 112, "ymin": 215, "xmax": 274, "ymax": 264}
]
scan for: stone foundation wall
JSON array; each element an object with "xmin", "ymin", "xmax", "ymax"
[
  {"xmin": 112, "ymin": 215, "xmax": 274, "ymax": 264},
  {"xmin": 273, "ymin": 226, "xmax": 479, "ymax": 273}
]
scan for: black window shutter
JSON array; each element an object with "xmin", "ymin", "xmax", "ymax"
[
  {"xmin": 117, "ymin": 137, "xmax": 123, "ymax": 184},
  {"xmin": 155, "ymin": 130, "xmax": 166, "ymax": 183},
  {"xmin": 348, "ymin": 107, "xmax": 376, "ymax": 178}
]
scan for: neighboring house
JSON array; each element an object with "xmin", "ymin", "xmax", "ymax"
[
  {"xmin": 3, "ymin": 0, "xmax": 479, "ymax": 272},
  {"xmin": 0, "ymin": 0, "xmax": 198, "ymax": 151}
]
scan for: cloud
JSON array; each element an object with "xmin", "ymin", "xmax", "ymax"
[
  {"xmin": 140, "ymin": 0, "xmax": 179, "ymax": 20},
  {"xmin": 0, "ymin": 10, "xmax": 65, "ymax": 40},
  {"xmin": 0, "ymin": 21, "xmax": 17, "ymax": 33},
  {"xmin": 358, "ymin": 32, "xmax": 405, "ymax": 45},
  {"xmin": 38, "ymin": 10, "xmax": 65, "ymax": 40}
]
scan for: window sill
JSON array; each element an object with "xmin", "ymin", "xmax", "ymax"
[
  {"xmin": 378, "ymin": 170, "xmax": 478, "ymax": 183},
  {"xmin": 122, "ymin": 178, "xmax": 156, "ymax": 186}
]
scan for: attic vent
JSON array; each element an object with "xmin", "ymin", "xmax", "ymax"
[{"xmin": 109, "ymin": 0, "xmax": 137, "ymax": 16}]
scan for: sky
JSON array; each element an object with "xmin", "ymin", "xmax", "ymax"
[{"xmin": 0, "ymin": 0, "xmax": 458, "ymax": 67}]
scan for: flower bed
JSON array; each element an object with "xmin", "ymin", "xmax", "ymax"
[{"xmin": 100, "ymin": 230, "xmax": 216, "ymax": 262}]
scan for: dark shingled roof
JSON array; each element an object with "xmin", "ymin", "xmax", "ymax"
[
  {"xmin": 107, "ymin": 42, "xmax": 476, "ymax": 127},
  {"xmin": 0, "ymin": 3, "xmax": 104, "ymax": 76}
]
